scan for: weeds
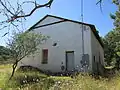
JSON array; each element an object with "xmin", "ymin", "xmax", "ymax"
[{"xmin": 1, "ymin": 64, "xmax": 120, "ymax": 90}]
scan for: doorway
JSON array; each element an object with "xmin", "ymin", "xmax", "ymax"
[{"xmin": 66, "ymin": 51, "xmax": 74, "ymax": 71}]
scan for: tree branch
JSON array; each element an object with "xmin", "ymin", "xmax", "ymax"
[
  {"xmin": 96, "ymin": 0, "xmax": 102, "ymax": 5},
  {"xmin": 8, "ymin": 0, "xmax": 54, "ymax": 22},
  {"xmin": 96, "ymin": 0, "xmax": 103, "ymax": 12},
  {"xmin": 0, "ymin": 0, "xmax": 14, "ymax": 15}
]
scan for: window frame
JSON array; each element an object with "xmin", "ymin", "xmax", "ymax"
[{"xmin": 41, "ymin": 49, "xmax": 48, "ymax": 64}]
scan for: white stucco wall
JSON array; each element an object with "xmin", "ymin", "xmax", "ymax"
[
  {"xmin": 90, "ymin": 29, "xmax": 104, "ymax": 72},
  {"xmin": 35, "ymin": 16, "xmax": 62, "ymax": 27},
  {"xmin": 18, "ymin": 19, "xmax": 92, "ymax": 72}
]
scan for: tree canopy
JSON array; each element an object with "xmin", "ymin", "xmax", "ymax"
[
  {"xmin": 103, "ymin": 0, "xmax": 120, "ymax": 69},
  {"xmin": 7, "ymin": 31, "xmax": 49, "ymax": 79},
  {"xmin": 0, "ymin": 46, "xmax": 11, "ymax": 61}
]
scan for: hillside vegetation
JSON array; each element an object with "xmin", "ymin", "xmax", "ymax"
[{"xmin": 0, "ymin": 46, "xmax": 12, "ymax": 64}]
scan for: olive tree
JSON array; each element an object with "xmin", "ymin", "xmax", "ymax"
[{"xmin": 7, "ymin": 31, "xmax": 49, "ymax": 79}]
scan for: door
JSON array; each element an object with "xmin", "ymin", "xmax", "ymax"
[
  {"xmin": 92, "ymin": 56, "xmax": 96, "ymax": 72},
  {"xmin": 66, "ymin": 51, "xmax": 74, "ymax": 71},
  {"xmin": 92, "ymin": 55, "xmax": 99, "ymax": 75}
]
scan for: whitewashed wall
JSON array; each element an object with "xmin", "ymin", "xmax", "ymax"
[
  {"xmin": 90, "ymin": 29, "xmax": 104, "ymax": 72},
  {"xmin": 35, "ymin": 16, "xmax": 62, "ymax": 27},
  {"xmin": 18, "ymin": 19, "xmax": 92, "ymax": 72}
]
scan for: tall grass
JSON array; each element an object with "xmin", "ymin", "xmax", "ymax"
[
  {"xmin": 0, "ymin": 72, "xmax": 9, "ymax": 88},
  {"xmin": 1, "ymin": 64, "xmax": 120, "ymax": 90},
  {"xmin": 0, "ymin": 64, "xmax": 12, "ymax": 88}
]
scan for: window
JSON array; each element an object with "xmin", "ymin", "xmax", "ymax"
[
  {"xmin": 41, "ymin": 49, "xmax": 48, "ymax": 64},
  {"xmin": 94, "ymin": 56, "xmax": 96, "ymax": 62},
  {"xmin": 99, "ymin": 53, "xmax": 101, "ymax": 64}
]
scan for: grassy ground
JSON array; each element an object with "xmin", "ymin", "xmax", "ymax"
[
  {"xmin": 0, "ymin": 64, "xmax": 120, "ymax": 90},
  {"xmin": 0, "ymin": 64, "xmax": 12, "ymax": 88}
]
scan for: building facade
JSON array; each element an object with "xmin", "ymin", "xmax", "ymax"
[{"xmin": 18, "ymin": 15, "xmax": 104, "ymax": 73}]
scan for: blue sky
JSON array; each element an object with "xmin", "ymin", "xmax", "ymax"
[{"xmin": 0, "ymin": 0, "xmax": 117, "ymax": 46}]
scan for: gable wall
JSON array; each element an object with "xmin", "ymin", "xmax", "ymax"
[{"xmin": 35, "ymin": 16, "xmax": 62, "ymax": 27}]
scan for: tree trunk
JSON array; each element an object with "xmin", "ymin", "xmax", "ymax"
[{"xmin": 9, "ymin": 61, "xmax": 18, "ymax": 80}]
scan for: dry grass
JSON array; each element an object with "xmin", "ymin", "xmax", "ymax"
[
  {"xmin": 0, "ymin": 64, "xmax": 120, "ymax": 90},
  {"xmin": 0, "ymin": 64, "xmax": 12, "ymax": 88},
  {"xmin": 50, "ymin": 74, "xmax": 120, "ymax": 90}
]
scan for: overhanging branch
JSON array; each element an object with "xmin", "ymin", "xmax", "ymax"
[
  {"xmin": 8, "ymin": 0, "xmax": 54, "ymax": 22},
  {"xmin": 96, "ymin": 0, "xmax": 103, "ymax": 12},
  {"xmin": 0, "ymin": 0, "xmax": 14, "ymax": 15}
]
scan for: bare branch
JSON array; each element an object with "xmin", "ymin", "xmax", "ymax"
[
  {"xmin": 0, "ymin": 21, "xmax": 7, "ymax": 25},
  {"xmin": 0, "ymin": 0, "xmax": 53, "ymax": 33},
  {"xmin": 2, "ymin": 32, "xmax": 9, "ymax": 37},
  {"xmin": 0, "ymin": 0, "xmax": 14, "ymax": 15},
  {"xmin": 96, "ymin": 0, "xmax": 103, "ymax": 12},
  {"xmin": 8, "ymin": 0, "xmax": 54, "ymax": 22},
  {"xmin": 0, "ymin": 26, "xmax": 7, "ymax": 30},
  {"xmin": 11, "ymin": 22, "xmax": 20, "ymax": 31},
  {"xmin": 7, "ymin": 0, "xmax": 16, "ymax": 13},
  {"xmin": 96, "ymin": 0, "xmax": 102, "ymax": 5},
  {"xmin": 22, "ymin": 1, "xmax": 38, "ymax": 5}
]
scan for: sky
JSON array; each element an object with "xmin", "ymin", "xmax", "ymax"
[{"xmin": 0, "ymin": 0, "xmax": 117, "ymax": 46}]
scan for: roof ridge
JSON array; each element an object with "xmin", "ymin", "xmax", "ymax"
[{"xmin": 47, "ymin": 14, "xmax": 94, "ymax": 26}]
